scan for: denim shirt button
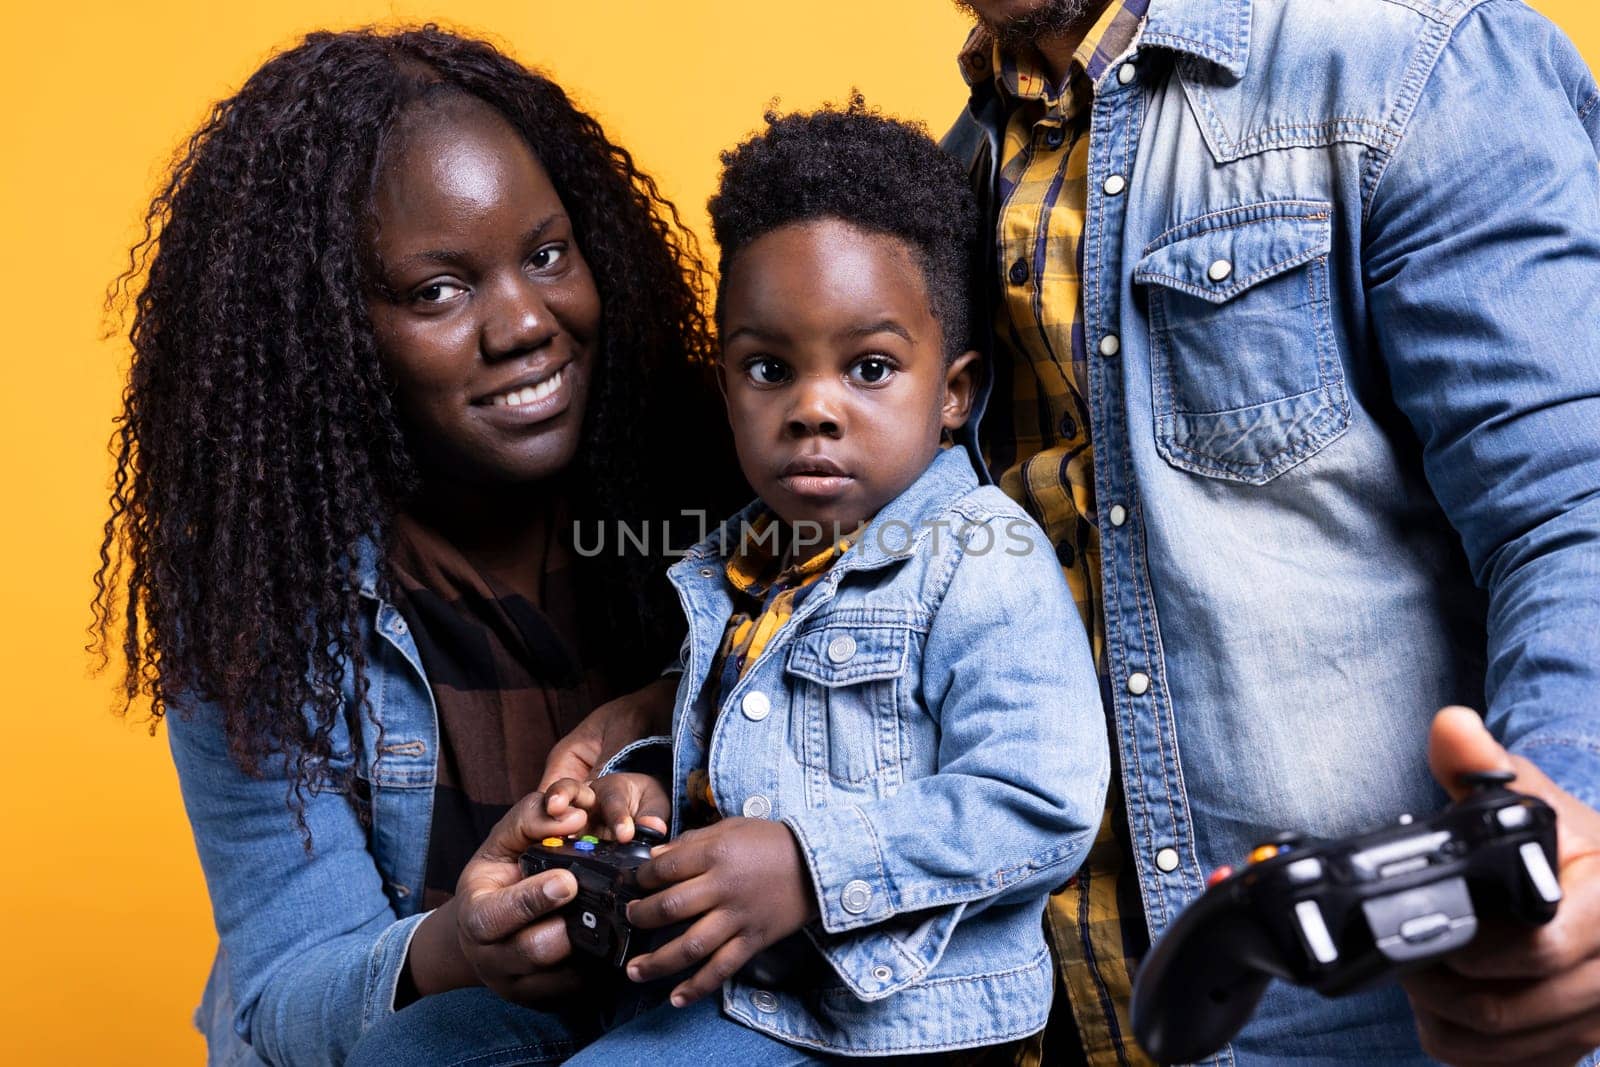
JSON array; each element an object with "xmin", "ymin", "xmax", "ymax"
[
  {"xmin": 1103, "ymin": 174, "xmax": 1127, "ymax": 196},
  {"xmin": 1109, "ymin": 505, "xmax": 1128, "ymax": 527},
  {"xmin": 1118, "ymin": 60, "xmax": 1138, "ymax": 85},
  {"xmin": 841, "ymin": 879, "xmax": 873, "ymax": 914},
  {"xmin": 871, "ymin": 965, "xmax": 893, "ymax": 982},
  {"xmin": 1098, "ymin": 333, "xmax": 1121, "ymax": 357},
  {"xmin": 1126, "ymin": 671, "xmax": 1151, "ymax": 696},
  {"xmin": 751, "ymin": 990, "xmax": 779, "ymax": 1014},
  {"xmin": 826, "ymin": 634, "xmax": 857, "ymax": 664},
  {"xmin": 388, "ymin": 882, "xmax": 410, "ymax": 899},
  {"xmin": 1208, "ymin": 258, "xmax": 1234, "ymax": 282},
  {"xmin": 742, "ymin": 794, "xmax": 771, "ymax": 819},
  {"xmin": 740, "ymin": 691, "xmax": 772, "ymax": 721},
  {"xmin": 1155, "ymin": 848, "xmax": 1181, "ymax": 873}
]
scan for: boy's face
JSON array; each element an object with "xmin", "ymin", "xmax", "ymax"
[{"xmin": 718, "ymin": 218, "xmax": 977, "ymax": 537}]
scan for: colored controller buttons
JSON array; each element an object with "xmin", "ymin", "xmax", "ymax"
[
  {"xmin": 541, "ymin": 837, "xmax": 563, "ymax": 847},
  {"xmin": 580, "ymin": 835, "xmax": 600, "ymax": 844},
  {"xmin": 573, "ymin": 840, "xmax": 596, "ymax": 852},
  {"xmin": 1207, "ymin": 865, "xmax": 1234, "ymax": 887},
  {"xmin": 1249, "ymin": 844, "xmax": 1285, "ymax": 865}
]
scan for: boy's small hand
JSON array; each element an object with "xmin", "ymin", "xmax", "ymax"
[
  {"xmin": 624, "ymin": 817, "xmax": 820, "ymax": 1006},
  {"xmin": 543, "ymin": 773, "xmax": 670, "ymax": 843}
]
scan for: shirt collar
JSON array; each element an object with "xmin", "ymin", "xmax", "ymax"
[
  {"xmin": 725, "ymin": 511, "xmax": 853, "ymax": 599},
  {"xmin": 956, "ymin": 0, "xmax": 1250, "ymax": 98}
]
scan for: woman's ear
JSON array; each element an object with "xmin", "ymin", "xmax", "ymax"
[{"xmin": 940, "ymin": 349, "xmax": 981, "ymax": 432}]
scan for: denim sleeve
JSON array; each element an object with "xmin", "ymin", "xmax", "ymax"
[
  {"xmin": 1364, "ymin": 0, "xmax": 1600, "ymax": 809},
  {"xmin": 783, "ymin": 511, "xmax": 1109, "ymax": 993},
  {"xmin": 168, "ymin": 700, "xmax": 425, "ymax": 1067}
]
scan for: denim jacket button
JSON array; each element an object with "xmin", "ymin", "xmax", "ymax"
[
  {"xmin": 1155, "ymin": 848, "xmax": 1181, "ymax": 873},
  {"xmin": 389, "ymin": 617, "xmax": 408, "ymax": 636},
  {"xmin": 841, "ymin": 879, "xmax": 873, "ymax": 914},
  {"xmin": 751, "ymin": 990, "xmax": 780, "ymax": 1014},
  {"xmin": 1109, "ymin": 505, "xmax": 1128, "ymax": 527},
  {"xmin": 1126, "ymin": 671, "xmax": 1151, "ymax": 696},
  {"xmin": 1118, "ymin": 59, "xmax": 1138, "ymax": 85},
  {"xmin": 740, "ymin": 691, "xmax": 771, "ymax": 721},
  {"xmin": 699, "ymin": 566, "xmax": 716, "ymax": 579},
  {"xmin": 826, "ymin": 634, "xmax": 857, "ymax": 664},
  {"xmin": 1103, "ymin": 174, "xmax": 1127, "ymax": 196},
  {"xmin": 1098, "ymin": 333, "xmax": 1121, "ymax": 357},
  {"xmin": 742, "ymin": 794, "xmax": 771, "ymax": 819},
  {"xmin": 1208, "ymin": 258, "xmax": 1234, "ymax": 282},
  {"xmin": 871, "ymin": 965, "xmax": 893, "ymax": 982}
]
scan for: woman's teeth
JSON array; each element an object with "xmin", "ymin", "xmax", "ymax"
[{"xmin": 488, "ymin": 368, "xmax": 564, "ymax": 407}]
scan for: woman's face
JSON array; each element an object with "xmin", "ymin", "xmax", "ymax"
[{"xmin": 366, "ymin": 100, "xmax": 600, "ymax": 488}]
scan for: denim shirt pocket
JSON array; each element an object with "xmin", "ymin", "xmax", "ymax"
[
  {"xmin": 785, "ymin": 623, "xmax": 912, "ymax": 792},
  {"xmin": 1134, "ymin": 199, "xmax": 1350, "ymax": 484}
]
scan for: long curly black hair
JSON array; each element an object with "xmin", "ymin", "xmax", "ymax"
[
  {"xmin": 94, "ymin": 25, "xmax": 739, "ymax": 817},
  {"xmin": 707, "ymin": 96, "xmax": 980, "ymax": 360}
]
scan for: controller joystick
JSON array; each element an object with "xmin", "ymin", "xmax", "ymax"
[{"xmin": 1131, "ymin": 779, "xmax": 1560, "ymax": 1064}]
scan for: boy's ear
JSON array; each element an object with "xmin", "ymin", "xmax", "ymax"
[{"xmin": 940, "ymin": 349, "xmax": 981, "ymax": 432}]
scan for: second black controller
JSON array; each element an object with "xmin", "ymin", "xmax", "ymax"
[{"xmin": 1130, "ymin": 771, "xmax": 1562, "ymax": 1064}]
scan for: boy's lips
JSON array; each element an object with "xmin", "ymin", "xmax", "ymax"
[{"xmin": 777, "ymin": 454, "xmax": 853, "ymax": 499}]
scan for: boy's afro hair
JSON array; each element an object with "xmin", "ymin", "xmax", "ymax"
[{"xmin": 707, "ymin": 95, "xmax": 981, "ymax": 359}]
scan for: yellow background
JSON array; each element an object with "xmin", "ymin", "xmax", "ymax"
[{"xmin": 0, "ymin": 2, "xmax": 1594, "ymax": 1062}]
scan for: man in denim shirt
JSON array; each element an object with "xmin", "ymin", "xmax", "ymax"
[{"xmin": 942, "ymin": 0, "xmax": 1600, "ymax": 1064}]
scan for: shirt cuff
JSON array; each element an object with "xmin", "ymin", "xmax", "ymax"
[
  {"xmin": 598, "ymin": 735, "xmax": 673, "ymax": 780},
  {"xmin": 363, "ymin": 910, "xmax": 430, "ymax": 1027}
]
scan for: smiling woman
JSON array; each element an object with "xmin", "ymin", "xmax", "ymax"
[{"xmin": 91, "ymin": 25, "xmax": 740, "ymax": 1067}]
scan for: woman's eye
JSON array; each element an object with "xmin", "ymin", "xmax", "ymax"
[
  {"xmin": 413, "ymin": 281, "xmax": 466, "ymax": 305},
  {"xmin": 747, "ymin": 358, "xmax": 791, "ymax": 385},
  {"xmin": 529, "ymin": 244, "xmax": 567, "ymax": 271},
  {"xmin": 852, "ymin": 357, "xmax": 894, "ymax": 384}
]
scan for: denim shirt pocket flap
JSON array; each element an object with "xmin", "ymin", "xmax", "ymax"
[
  {"xmin": 1133, "ymin": 201, "xmax": 1350, "ymax": 485},
  {"xmin": 1133, "ymin": 203, "xmax": 1331, "ymax": 304},
  {"xmin": 785, "ymin": 625, "xmax": 910, "ymax": 687}
]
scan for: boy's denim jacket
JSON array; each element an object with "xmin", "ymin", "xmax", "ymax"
[{"xmin": 653, "ymin": 446, "xmax": 1110, "ymax": 1055}]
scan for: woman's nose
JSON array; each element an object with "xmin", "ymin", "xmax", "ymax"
[{"xmin": 481, "ymin": 277, "xmax": 557, "ymax": 361}]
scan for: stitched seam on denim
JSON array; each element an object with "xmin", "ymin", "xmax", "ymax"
[
  {"xmin": 1363, "ymin": 0, "xmax": 1480, "ymax": 223},
  {"xmin": 1144, "ymin": 200, "xmax": 1332, "ymax": 251},
  {"xmin": 447, "ymin": 1041, "xmax": 580, "ymax": 1067},
  {"xmin": 1578, "ymin": 91, "xmax": 1599, "ymax": 123},
  {"xmin": 1137, "ymin": 247, "xmax": 1325, "ymax": 302},
  {"xmin": 1519, "ymin": 738, "xmax": 1600, "ymax": 759},
  {"xmin": 1380, "ymin": 0, "xmax": 1457, "ymax": 24}
]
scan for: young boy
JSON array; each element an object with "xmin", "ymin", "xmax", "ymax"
[{"xmin": 548, "ymin": 102, "xmax": 1109, "ymax": 1062}]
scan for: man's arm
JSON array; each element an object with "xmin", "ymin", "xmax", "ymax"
[{"xmin": 1363, "ymin": 5, "xmax": 1600, "ymax": 1062}]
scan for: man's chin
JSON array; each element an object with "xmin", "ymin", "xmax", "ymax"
[{"xmin": 954, "ymin": 0, "xmax": 1099, "ymax": 49}]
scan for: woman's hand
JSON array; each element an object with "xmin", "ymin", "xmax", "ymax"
[
  {"xmin": 623, "ymin": 817, "xmax": 820, "ymax": 1006},
  {"xmin": 545, "ymin": 772, "xmax": 671, "ymax": 843},
  {"xmin": 540, "ymin": 676, "xmax": 677, "ymax": 790},
  {"xmin": 403, "ymin": 791, "xmax": 590, "ymax": 1006}
]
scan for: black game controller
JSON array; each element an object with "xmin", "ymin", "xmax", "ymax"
[
  {"xmin": 520, "ymin": 825, "xmax": 668, "ymax": 966},
  {"xmin": 1131, "ymin": 771, "xmax": 1562, "ymax": 1064}
]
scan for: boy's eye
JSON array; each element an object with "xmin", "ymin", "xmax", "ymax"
[
  {"xmin": 851, "ymin": 357, "xmax": 894, "ymax": 384},
  {"xmin": 746, "ymin": 358, "xmax": 791, "ymax": 385}
]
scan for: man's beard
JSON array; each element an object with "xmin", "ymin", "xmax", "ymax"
[{"xmin": 955, "ymin": 0, "xmax": 1100, "ymax": 50}]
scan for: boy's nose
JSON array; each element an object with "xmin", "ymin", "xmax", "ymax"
[{"xmin": 785, "ymin": 378, "xmax": 843, "ymax": 438}]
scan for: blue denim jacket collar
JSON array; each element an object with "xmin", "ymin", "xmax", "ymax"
[{"xmin": 1141, "ymin": 0, "xmax": 1252, "ymax": 77}]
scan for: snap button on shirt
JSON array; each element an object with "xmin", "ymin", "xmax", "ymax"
[
  {"xmin": 1208, "ymin": 258, "xmax": 1234, "ymax": 282},
  {"xmin": 1103, "ymin": 174, "xmax": 1127, "ymax": 196},
  {"xmin": 751, "ymin": 991, "xmax": 779, "ymax": 1014},
  {"xmin": 1127, "ymin": 671, "xmax": 1151, "ymax": 696},
  {"xmin": 1118, "ymin": 60, "xmax": 1138, "ymax": 85},
  {"xmin": 1156, "ymin": 848, "xmax": 1181, "ymax": 873},
  {"xmin": 826, "ymin": 634, "xmax": 857, "ymax": 664},
  {"xmin": 841, "ymin": 879, "xmax": 873, "ymax": 915},
  {"xmin": 741, "ymin": 691, "xmax": 771, "ymax": 721},
  {"xmin": 1109, "ymin": 504, "xmax": 1128, "ymax": 527},
  {"xmin": 1099, "ymin": 333, "xmax": 1121, "ymax": 357},
  {"xmin": 742, "ymin": 794, "xmax": 771, "ymax": 819}
]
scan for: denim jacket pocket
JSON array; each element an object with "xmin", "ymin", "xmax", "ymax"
[
  {"xmin": 785, "ymin": 623, "xmax": 911, "ymax": 788},
  {"xmin": 1134, "ymin": 200, "xmax": 1350, "ymax": 484}
]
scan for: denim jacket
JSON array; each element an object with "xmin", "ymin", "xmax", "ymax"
[
  {"xmin": 662, "ymin": 446, "xmax": 1111, "ymax": 1055},
  {"xmin": 168, "ymin": 554, "xmax": 442, "ymax": 1067},
  {"xmin": 944, "ymin": 1, "xmax": 1600, "ymax": 1064}
]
